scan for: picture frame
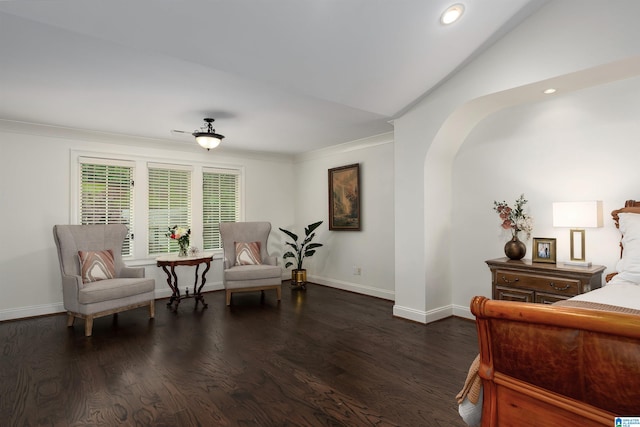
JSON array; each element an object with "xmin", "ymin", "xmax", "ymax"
[
  {"xmin": 532, "ymin": 237, "xmax": 557, "ymax": 263},
  {"xmin": 328, "ymin": 163, "xmax": 361, "ymax": 230}
]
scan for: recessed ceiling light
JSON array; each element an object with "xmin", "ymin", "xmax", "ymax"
[
  {"xmin": 441, "ymin": 4, "xmax": 465, "ymax": 25},
  {"xmin": 543, "ymin": 88, "xmax": 557, "ymax": 95}
]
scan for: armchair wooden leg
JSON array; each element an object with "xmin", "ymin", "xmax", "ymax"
[
  {"xmin": 226, "ymin": 290, "xmax": 232, "ymax": 306},
  {"xmin": 85, "ymin": 316, "xmax": 94, "ymax": 337},
  {"xmin": 67, "ymin": 313, "xmax": 75, "ymax": 327},
  {"xmin": 149, "ymin": 300, "xmax": 155, "ymax": 318},
  {"xmin": 276, "ymin": 287, "xmax": 282, "ymax": 301}
]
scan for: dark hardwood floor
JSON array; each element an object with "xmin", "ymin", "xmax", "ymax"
[{"xmin": 0, "ymin": 283, "xmax": 478, "ymax": 426}]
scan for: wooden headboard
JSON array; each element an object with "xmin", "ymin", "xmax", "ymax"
[{"xmin": 611, "ymin": 199, "xmax": 640, "ymax": 229}]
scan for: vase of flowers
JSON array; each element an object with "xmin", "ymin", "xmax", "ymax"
[
  {"xmin": 493, "ymin": 194, "xmax": 533, "ymax": 260},
  {"xmin": 167, "ymin": 226, "xmax": 190, "ymax": 257}
]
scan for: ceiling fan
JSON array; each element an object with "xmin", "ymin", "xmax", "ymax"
[{"xmin": 172, "ymin": 118, "xmax": 225, "ymax": 150}]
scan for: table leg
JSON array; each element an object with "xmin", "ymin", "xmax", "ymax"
[
  {"xmin": 161, "ymin": 265, "xmax": 180, "ymax": 311},
  {"xmin": 193, "ymin": 263, "xmax": 200, "ymax": 297},
  {"xmin": 194, "ymin": 261, "xmax": 210, "ymax": 309}
]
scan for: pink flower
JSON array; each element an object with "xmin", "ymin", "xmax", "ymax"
[{"xmin": 493, "ymin": 194, "xmax": 533, "ymax": 239}]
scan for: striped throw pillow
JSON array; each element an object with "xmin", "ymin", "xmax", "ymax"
[
  {"xmin": 235, "ymin": 242, "xmax": 262, "ymax": 265},
  {"xmin": 78, "ymin": 250, "xmax": 116, "ymax": 283}
]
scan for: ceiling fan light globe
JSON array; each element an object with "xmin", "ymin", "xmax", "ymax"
[{"xmin": 193, "ymin": 132, "xmax": 224, "ymax": 150}]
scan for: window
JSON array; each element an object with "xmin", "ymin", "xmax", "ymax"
[
  {"xmin": 203, "ymin": 168, "xmax": 240, "ymax": 250},
  {"xmin": 79, "ymin": 158, "xmax": 134, "ymax": 255},
  {"xmin": 148, "ymin": 164, "xmax": 192, "ymax": 255},
  {"xmin": 73, "ymin": 151, "xmax": 243, "ymax": 260}
]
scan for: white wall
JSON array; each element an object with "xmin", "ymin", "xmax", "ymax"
[
  {"xmin": 453, "ymin": 76, "xmax": 640, "ymax": 317},
  {"xmin": 0, "ymin": 121, "xmax": 394, "ymax": 320},
  {"xmin": 291, "ymin": 132, "xmax": 395, "ymax": 300},
  {"xmin": 0, "ymin": 123, "xmax": 294, "ymax": 319},
  {"xmin": 394, "ymin": 0, "xmax": 640, "ymax": 323},
  {"xmin": 8, "ymin": 0, "xmax": 640, "ymax": 324}
]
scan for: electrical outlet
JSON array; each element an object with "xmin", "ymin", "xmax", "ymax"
[{"xmin": 353, "ymin": 266, "xmax": 361, "ymax": 275}]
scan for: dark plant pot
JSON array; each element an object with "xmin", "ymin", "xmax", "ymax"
[
  {"xmin": 291, "ymin": 269, "xmax": 307, "ymax": 289},
  {"xmin": 504, "ymin": 236, "xmax": 526, "ymax": 260}
]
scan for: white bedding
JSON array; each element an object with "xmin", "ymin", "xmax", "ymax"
[{"xmin": 568, "ymin": 275, "xmax": 640, "ymax": 311}]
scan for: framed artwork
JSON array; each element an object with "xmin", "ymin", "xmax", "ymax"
[
  {"xmin": 328, "ymin": 163, "xmax": 361, "ymax": 230},
  {"xmin": 532, "ymin": 237, "xmax": 556, "ymax": 263}
]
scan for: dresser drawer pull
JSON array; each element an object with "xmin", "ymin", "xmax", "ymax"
[
  {"xmin": 501, "ymin": 275, "xmax": 519, "ymax": 284},
  {"xmin": 549, "ymin": 282, "xmax": 570, "ymax": 291}
]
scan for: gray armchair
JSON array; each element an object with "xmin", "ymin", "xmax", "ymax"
[
  {"xmin": 53, "ymin": 224, "xmax": 156, "ymax": 336},
  {"xmin": 219, "ymin": 222, "xmax": 282, "ymax": 305}
]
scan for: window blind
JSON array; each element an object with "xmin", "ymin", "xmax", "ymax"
[
  {"xmin": 203, "ymin": 168, "xmax": 240, "ymax": 250},
  {"xmin": 148, "ymin": 165, "xmax": 192, "ymax": 255},
  {"xmin": 79, "ymin": 159, "xmax": 134, "ymax": 255}
]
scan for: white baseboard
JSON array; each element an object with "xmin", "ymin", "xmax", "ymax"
[
  {"xmin": 0, "ymin": 279, "xmax": 464, "ymax": 325},
  {"xmin": 306, "ymin": 275, "xmax": 456, "ymax": 325},
  {"xmin": 308, "ymin": 275, "xmax": 395, "ymax": 301},
  {"xmin": 392, "ymin": 303, "xmax": 454, "ymax": 324},
  {"xmin": 0, "ymin": 282, "xmax": 226, "ymax": 322},
  {"xmin": 452, "ymin": 304, "xmax": 474, "ymax": 320},
  {"xmin": 392, "ymin": 304, "xmax": 427, "ymax": 323},
  {"xmin": 0, "ymin": 302, "xmax": 66, "ymax": 322}
]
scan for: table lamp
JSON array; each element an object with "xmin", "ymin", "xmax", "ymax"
[{"xmin": 552, "ymin": 201, "xmax": 603, "ymax": 266}]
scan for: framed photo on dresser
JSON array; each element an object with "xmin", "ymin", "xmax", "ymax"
[{"xmin": 532, "ymin": 237, "xmax": 556, "ymax": 263}]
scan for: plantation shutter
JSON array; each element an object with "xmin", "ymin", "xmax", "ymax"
[
  {"xmin": 79, "ymin": 158, "xmax": 134, "ymax": 256},
  {"xmin": 148, "ymin": 164, "xmax": 192, "ymax": 255},
  {"xmin": 203, "ymin": 168, "xmax": 240, "ymax": 250}
]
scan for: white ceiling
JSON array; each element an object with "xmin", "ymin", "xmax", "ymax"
[{"xmin": 0, "ymin": 0, "xmax": 542, "ymax": 155}]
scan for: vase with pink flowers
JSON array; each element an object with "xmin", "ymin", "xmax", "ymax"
[{"xmin": 493, "ymin": 194, "xmax": 533, "ymax": 260}]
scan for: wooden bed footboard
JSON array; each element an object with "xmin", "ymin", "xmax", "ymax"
[{"xmin": 471, "ymin": 296, "xmax": 640, "ymax": 426}]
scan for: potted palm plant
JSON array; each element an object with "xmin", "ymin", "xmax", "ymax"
[{"xmin": 279, "ymin": 221, "xmax": 323, "ymax": 288}]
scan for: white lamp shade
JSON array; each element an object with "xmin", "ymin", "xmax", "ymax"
[{"xmin": 552, "ymin": 201, "xmax": 603, "ymax": 228}]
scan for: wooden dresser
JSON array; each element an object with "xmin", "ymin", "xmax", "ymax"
[{"xmin": 486, "ymin": 257, "xmax": 606, "ymax": 304}]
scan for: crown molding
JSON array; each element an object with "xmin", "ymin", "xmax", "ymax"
[{"xmin": 294, "ymin": 131, "xmax": 394, "ymax": 163}]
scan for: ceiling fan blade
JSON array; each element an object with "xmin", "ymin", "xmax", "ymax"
[{"xmin": 170, "ymin": 129, "xmax": 191, "ymax": 134}]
